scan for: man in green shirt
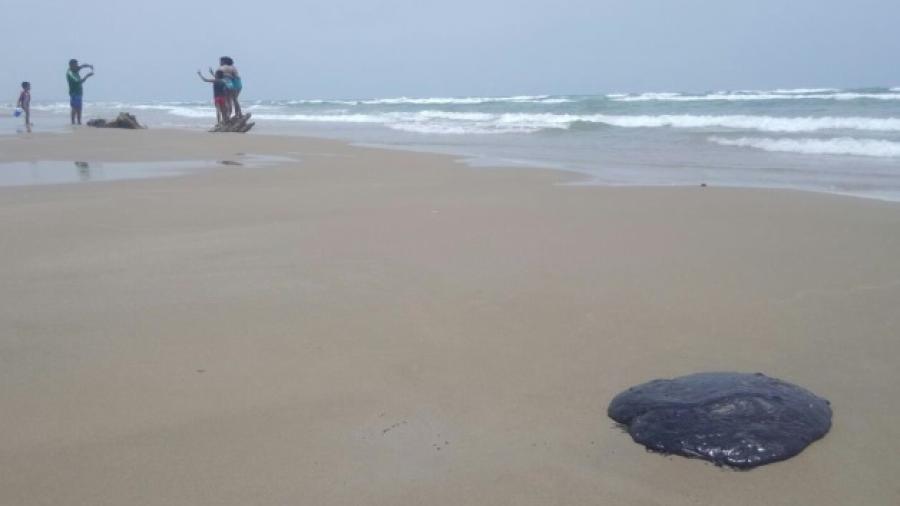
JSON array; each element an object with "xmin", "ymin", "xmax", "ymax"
[{"xmin": 67, "ymin": 59, "xmax": 94, "ymax": 125}]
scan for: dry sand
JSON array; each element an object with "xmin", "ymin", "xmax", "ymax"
[{"xmin": 1, "ymin": 128, "xmax": 899, "ymax": 505}]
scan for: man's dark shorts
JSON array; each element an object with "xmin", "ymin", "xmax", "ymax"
[{"xmin": 70, "ymin": 95, "xmax": 83, "ymax": 110}]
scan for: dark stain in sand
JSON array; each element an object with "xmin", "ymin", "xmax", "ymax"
[
  {"xmin": 382, "ymin": 420, "xmax": 408, "ymax": 435},
  {"xmin": 608, "ymin": 372, "xmax": 832, "ymax": 469}
]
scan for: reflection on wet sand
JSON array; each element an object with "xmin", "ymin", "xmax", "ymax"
[
  {"xmin": 74, "ymin": 161, "xmax": 91, "ymax": 181},
  {"xmin": 0, "ymin": 155, "xmax": 296, "ymax": 188}
]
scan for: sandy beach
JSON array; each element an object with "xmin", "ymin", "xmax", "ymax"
[{"xmin": 1, "ymin": 128, "xmax": 899, "ymax": 505}]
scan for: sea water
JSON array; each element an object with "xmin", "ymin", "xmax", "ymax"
[
  {"xmin": 0, "ymin": 160, "xmax": 202, "ymax": 186},
  {"xmin": 0, "ymin": 156, "xmax": 291, "ymax": 187},
  {"xmin": 4, "ymin": 87, "xmax": 900, "ymax": 200}
]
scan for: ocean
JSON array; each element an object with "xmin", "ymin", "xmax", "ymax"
[{"xmin": 5, "ymin": 87, "xmax": 900, "ymax": 200}]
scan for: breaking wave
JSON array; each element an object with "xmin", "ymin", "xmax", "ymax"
[
  {"xmin": 612, "ymin": 90, "xmax": 900, "ymax": 102},
  {"xmin": 355, "ymin": 95, "xmax": 572, "ymax": 105},
  {"xmin": 587, "ymin": 114, "xmax": 900, "ymax": 133},
  {"xmin": 709, "ymin": 137, "xmax": 900, "ymax": 157},
  {"xmin": 197, "ymin": 110, "xmax": 900, "ymax": 134},
  {"xmin": 12, "ymin": 89, "xmax": 900, "ymax": 201},
  {"xmin": 771, "ymin": 88, "xmax": 840, "ymax": 94}
]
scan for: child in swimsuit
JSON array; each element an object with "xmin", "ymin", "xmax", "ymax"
[
  {"xmin": 197, "ymin": 69, "xmax": 230, "ymax": 124},
  {"xmin": 16, "ymin": 81, "xmax": 31, "ymax": 133}
]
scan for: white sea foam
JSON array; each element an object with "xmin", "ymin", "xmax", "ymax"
[
  {"xmin": 248, "ymin": 96, "xmax": 573, "ymax": 106},
  {"xmin": 614, "ymin": 92, "xmax": 684, "ymax": 101},
  {"xmin": 798, "ymin": 92, "xmax": 900, "ymax": 101},
  {"xmin": 709, "ymin": 137, "xmax": 900, "ymax": 157},
  {"xmin": 389, "ymin": 123, "xmax": 538, "ymax": 135},
  {"xmin": 285, "ymin": 99, "xmax": 357, "ymax": 105},
  {"xmin": 48, "ymin": 93, "xmax": 893, "ymax": 140},
  {"xmin": 154, "ymin": 106, "xmax": 216, "ymax": 118},
  {"xmin": 356, "ymin": 95, "xmax": 569, "ymax": 105},
  {"xmin": 771, "ymin": 88, "xmax": 840, "ymax": 94},
  {"xmin": 275, "ymin": 111, "xmax": 565, "ymax": 133},
  {"xmin": 461, "ymin": 113, "xmax": 900, "ymax": 133},
  {"xmin": 423, "ymin": 113, "xmax": 900, "ymax": 134},
  {"xmin": 243, "ymin": 104, "xmax": 300, "ymax": 112},
  {"xmin": 587, "ymin": 114, "xmax": 900, "ymax": 132},
  {"xmin": 169, "ymin": 108, "xmax": 900, "ymax": 135},
  {"xmin": 30, "ymin": 102, "xmax": 217, "ymax": 118},
  {"xmin": 614, "ymin": 91, "xmax": 900, "ymax": 102},
  {"xmin": 251, "ymin": 113, "xmax": 386, "ymax": 123},
  {"xmin": 29, "ymin": 102, "xmax": 73, "ymax": 112}
]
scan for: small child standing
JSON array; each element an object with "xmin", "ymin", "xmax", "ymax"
[
  {"xmin": 16, "ymin": 82, "xmax": 31, "ymax": 133},
  {"xmin": 197, "ymin": 70, "xmax": 231, "ymax": 124}
]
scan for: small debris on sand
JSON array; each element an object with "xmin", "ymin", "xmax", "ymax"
[
  {"xmin": 210, "ymin": 114, "xmax": 255, "ymax": 133},
  {"xmin": 87, "ymin": 113, "xmax": 145, "ymax": 129}
]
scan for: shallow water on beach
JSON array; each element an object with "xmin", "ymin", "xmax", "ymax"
[
  {"xmin": 0, "ymin": 160, "xmax": 204, "ymax": 187},
  {"xmin": 4, "ymin": 87, "xmax": 900, "ymax": 200},
  {"xmin": 0, "ymin": 154, "xmax": 296, "ymax": 188}
]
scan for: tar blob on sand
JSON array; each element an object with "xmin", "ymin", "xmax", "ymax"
[{"xmin": 608, "ymin": 372, "xmax": 832, "ymax": 469}]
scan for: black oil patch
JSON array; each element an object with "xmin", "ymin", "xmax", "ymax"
[{"xmin": 608, "ymin": 372, "xmax": 832, "ymax": 469}]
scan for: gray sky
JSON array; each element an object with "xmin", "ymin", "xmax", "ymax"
[{"xmin": 4, "ymin": 0, "xmax": 899, "ymax": 101}]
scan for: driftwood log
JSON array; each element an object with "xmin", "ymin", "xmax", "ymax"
[
  {"xmin": 87, "ymin": 112, "xmax": 145, "ymax": 129},
  {"xmin": 210, "ymin": 113, "xmax": 255, "ymax": 133}
]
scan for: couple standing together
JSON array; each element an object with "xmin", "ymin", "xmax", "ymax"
[{"xmin": 198, "ymin": 57, "xmax": 243, "ymax": 124}]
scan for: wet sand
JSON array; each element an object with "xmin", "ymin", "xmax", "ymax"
[{"xmin": 1, "ymin": 128, "xmax": 899, "ymax": 505}]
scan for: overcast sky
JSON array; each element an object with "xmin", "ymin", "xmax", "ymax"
[{"xmin": 4, "ymin": 0, "xmax": 899, "ymax": 101}]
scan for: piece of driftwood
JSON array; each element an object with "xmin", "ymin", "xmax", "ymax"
[
  {"xmin": 210, "ymin": 113, "xmax": 255, "ymax": 133},
  {"xmin": 87, "ymin": 112, "xmax": 146, "ymax": 129}
]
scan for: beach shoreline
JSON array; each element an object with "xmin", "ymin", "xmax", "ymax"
[
  {"xmin": 1, "ymin": 129, "xmax": 899, "ymax": 505},
  {"xmin": 6, "ymin": 128, "xmax": 900, "ymax": 205},
  {"xmin": 5, "ymin": 87, "xmax": 900, "ymax": 202}
]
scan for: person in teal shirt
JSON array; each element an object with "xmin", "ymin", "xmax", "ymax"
[{"xmin": 67, "ymin": 59, "xmax": 94, "ymax": 125}]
